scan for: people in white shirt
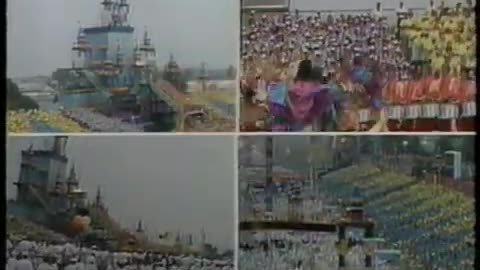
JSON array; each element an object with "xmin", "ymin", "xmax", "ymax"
[
  {"xmin": 84, "ymin": 254, "xmax": 98, "ymax": 270},
  {"xmin": 64, "ymin": 258, "xmax": 80, "ymax": 270},
  {"xmin": 12, "ymin": 252, "xmax": 34, "ymax": 270},
  {"xmin": 37, "ymin": 257, "xmax": 58, "ymax": 270},
  {"xmin": 6, "ymin": 254, "xmax": 17, "ymax": 270}
]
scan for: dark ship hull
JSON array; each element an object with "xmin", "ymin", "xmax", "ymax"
[{"xmin": 7, "ymin": 201, "xmax": 89, "ymax": 238}]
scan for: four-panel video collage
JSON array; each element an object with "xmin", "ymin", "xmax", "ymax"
[{"xmin": 5, "ymin": 0, "xmax": 476, "ymax": 270}]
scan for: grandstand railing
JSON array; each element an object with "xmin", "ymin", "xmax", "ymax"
[{"xmin": 242, "ymin": 0, "xmax": 291, "ymax": 11}]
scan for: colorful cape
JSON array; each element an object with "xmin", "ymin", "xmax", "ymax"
[
  {"xmin": 267, "ymin": 81, "xmax": 336, "ymax": 130},
  {"xmin": 351, "ymin": 66, "xmax": 384, "ymax": 110}
]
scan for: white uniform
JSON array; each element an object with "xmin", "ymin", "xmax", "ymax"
[
  {"xmin": 16, "ymin": 241, "xmax": 31, "ymax": 252},
  {"xmin": 37, "ymin": 263, "xmax": 58, "ymax": 270},
  {"xmin": 64, "ymin": 264, "xmax": 80, "ymax": 270},
  {"xmin": 12, "ymin": 259, "xmax": 34, "ymax": 270},
  {"xmin": 6, "ymin": 258, "xmax": 17, "ymax": 270},
  {"xmin": 84, "ymin": 255, "xmax": 98, "ymax": 270},
  {"xmin": 74, "ymin": 262, "xmax": 86, "ymax": 270},
  {"xmin": 142, "ymin": 264, "xmax": 153, "ymax": 270}
]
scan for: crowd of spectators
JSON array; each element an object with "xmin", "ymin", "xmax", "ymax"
[{"xmin": 240, "ymin": 1, "xmax": 476, "ymax": 132}]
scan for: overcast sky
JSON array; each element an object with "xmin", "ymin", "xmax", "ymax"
[
  {"xmin": 7, "ymin": 136, "xmax": 235, "ymax": 251},
  {"xmin": 7, "ymin": 0, "xmax": 239, "ymax": 78},
  {"xmin": 8, "ymin": 0, "xmax": 466, "ymax": 78}
]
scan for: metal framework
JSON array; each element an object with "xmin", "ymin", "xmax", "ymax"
[{"xmin": 242, "ymin": 0, "xmax": 291, "ymax": 12}]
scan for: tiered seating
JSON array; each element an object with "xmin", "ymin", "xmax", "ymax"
[
  {"xmin": 240, "ymin": 5, "xmax": 476, "ymax": 131},
  {"xmin": 321, "ymin": 165, "xmax": 475, "ymax": 269},
  {"xmin": 400, "ymin": 9, "xmax": 475, "ymax": 75}
]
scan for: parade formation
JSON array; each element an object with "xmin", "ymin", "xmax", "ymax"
[
  {"xmin": 6, "ymin": 239, "xmax": 234, "ymax": 270},
  {"xmin": 6, "ymin": 136, "xmax": 235, "ymax": 270},
  {"xmin": 238, "ymin": 135, "xmax": 475, "ymax": 269}
]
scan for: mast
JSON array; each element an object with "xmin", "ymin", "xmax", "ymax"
[
  {"xmin": 53, "ymin": 136, "xmax": 68, "ymax": 157},
  {"xmin": 136, "ymin": 219, "xmax": 144, "ymax": 233},
  {"xmin": 95, "ymin": 186, "xmax": 104, "ymax": 208},
  {"xmin": 118, "ymin": 0, "xmax": 130, "ymax": 25},
  {"xmin": 199, "ymin": 62, "xmax": 208, "ymax": 92}
]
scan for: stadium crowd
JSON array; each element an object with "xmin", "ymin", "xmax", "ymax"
[
  {"xmin": 240, "ymin": 1, "xmax": 476, "ymax": 132},
  {"xmin": 321, "ymin": 164, "xmax": 475, "ymax": 269}
]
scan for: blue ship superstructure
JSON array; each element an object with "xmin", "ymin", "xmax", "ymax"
[{"xmin": 56, "ymin": 0, "xmax": 177, "ymax": 129}]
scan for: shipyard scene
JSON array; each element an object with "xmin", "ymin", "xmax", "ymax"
[
  {"xmin": 6, "ymin": 136, "xmax": 235, "ymax": 269},
  {"xmin": 238, "ymin": 135, "xmax": 475, "ymax": 269},
  {"xmin": 7, "ymin": 0, "xmax": 237, "ymax": 133}
]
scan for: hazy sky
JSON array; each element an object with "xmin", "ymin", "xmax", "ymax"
[
  {"xmin": 8, "ymin": 0, "xmax": 465, "ymax": 78},
  {"xmin": 7, "ymin": 0, "xmax": 239, "ymax": 78},
  {"xmin": 7, "ymin": 136, "xmax": 235, "ymax": 251}
]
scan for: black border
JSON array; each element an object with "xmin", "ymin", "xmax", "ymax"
[
  {"xmin": 474, "ymin": 2, "xmax": 479, "ymax": 270},
  {"xmin": 1, "ymin": 0, "xmax": 7, "ymax": 266}
]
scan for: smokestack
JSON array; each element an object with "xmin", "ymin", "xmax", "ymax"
[{"xmin": 53, "ymin": 136, "xmax": 68, "ymax": 156}]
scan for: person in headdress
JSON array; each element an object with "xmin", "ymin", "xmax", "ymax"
[{"xmin": 286, "ymin": 59, "xmax": 333, "ymax": 131}]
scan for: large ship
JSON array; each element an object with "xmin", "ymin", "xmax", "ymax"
[
  {"xmin": 8, "ymin": 136, "xmax": 91, "ymax": 238},
  {"xmin": 51, "ymin": 0, "xmax": 178, "ymax": 131}
]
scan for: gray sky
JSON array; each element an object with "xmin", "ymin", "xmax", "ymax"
[
  {"xmin": 7, "ymin": 136, "xmax": 235, "ymax": 251},
  {"xmin": 7, "ymin": 0, "xmax": 238, "ymax": 78}
]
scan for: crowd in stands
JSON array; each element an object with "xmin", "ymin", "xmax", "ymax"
[
  {"xmin": 321, "ymin": 164, "xmax": 475, "ymax": 269},
  {"xmin": 240, "ymin": 1, "xmax": 476, "ymax": 132},
  {"xmin": 239, "ymin": 232, "xmax": 346, "ymax": 270}
]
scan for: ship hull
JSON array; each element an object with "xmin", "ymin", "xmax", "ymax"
[
  {"xmin": 7, "ymin": 202, "xmax": 89, "ymax": 238},
  {"xmin": 58, "ymin": 91, "xmax": 107, "ymax": 108}
]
